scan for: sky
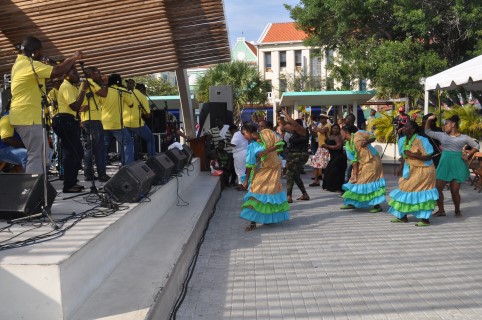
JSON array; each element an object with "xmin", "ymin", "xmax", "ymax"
[{"xmin": 224, "ymin": 0, "xmax": 300, "ymax": 47}]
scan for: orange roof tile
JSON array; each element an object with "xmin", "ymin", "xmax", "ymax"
[
  {"xmin": 245, "ymin": 41, "xmax": 257, "ymax": 55},
  {"xmin": 259, "ymin": 22, "xmax": 307, "ymax": 43}
]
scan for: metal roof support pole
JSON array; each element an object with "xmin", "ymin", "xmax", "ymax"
[
  {"xmin": 352, "ymin": 100, "xmax": 358, "ymax": 127},
  {"xmin": 176, "ymin": 68, "xmax": 195, "ymax": 139}
]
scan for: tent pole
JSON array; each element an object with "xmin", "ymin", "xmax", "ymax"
[{"xmin": 437, "ymin": 90, "xmax": 442, "ymax": 127}]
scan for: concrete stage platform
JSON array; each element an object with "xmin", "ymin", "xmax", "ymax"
[{"xmin": 0, "ymin": 158, "xmax": 221, "ymax": 320}]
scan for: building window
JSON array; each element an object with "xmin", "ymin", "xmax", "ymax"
[
  {"xmin": 326, "ymin": 49, "xmax": 334, "ymax": 65},
  {"xmin": 326, "ymin": 77, "xmax": 334, "ymax": 91},
  {"xmin": 265, "ymin": 52, "xmax": 272, "ymax": 71},
  {"xmin": 266, "ymin": 79, "xmax": 273, "ymax": 92},
  {"xmin": 359, "ymin": 79, "xmax": 367, "ymax": 91},
  {"xmin": 279, "ymin": 51, "xmax": 287, "ymax": 68},
  {"xmin": 295, "ymin": 50, "xmax": 302, "ymax": 68},
  {"xmin": 279, "ymin": 79, "xmax": 287, "ymax": 95}
]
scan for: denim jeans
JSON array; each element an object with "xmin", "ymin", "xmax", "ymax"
[
  {"xmin": 0, "ymin": 146, "xmax": 28, "ymax": 171},
  {"xmin": 127, "ymin": 125, "xmax": 155, "ymax": 158},
  {"xmin": 82, "ymin": 120, "xmax": 106, "ymax": 178},
  {"xmin": 104, "ymin": 128, "xmax": 134, "ymax": 165}
]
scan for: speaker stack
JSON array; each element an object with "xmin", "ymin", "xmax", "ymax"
[
  {"xmin": 145, "ymin": 153, "xmax": 174, "ymax": 185},
  {"xmin": 181, "ymin": 144, "xmax": 194, "ymax": 166},
  {"xmin": 104, "ymin": 161, "xmax": 156, "ymax": 203},
  {"xmin": 0, "ymin": 174, "xmax": 57, "ymax": 220},
  {"xmin": 165, "ymin": 148, "xmax": 188, "ymax": 173}
]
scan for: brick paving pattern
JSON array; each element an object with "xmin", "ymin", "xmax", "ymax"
[{"xmin": 177, "ymin": 168, "xmax": 482, "ymax": 319}]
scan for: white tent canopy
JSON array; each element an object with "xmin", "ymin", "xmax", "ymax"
[{"xmin": 424, "ymin": 54, "xmax": 482, "ymax": 113}]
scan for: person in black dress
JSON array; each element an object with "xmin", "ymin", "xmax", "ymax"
[{"xmin": 321, "ymin": 124, "xmax": 347, "ymax": 192}]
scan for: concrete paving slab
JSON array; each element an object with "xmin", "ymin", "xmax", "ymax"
[{"xmin": 176, "ymin": 167, "xmax": 482, "ymax": 320}]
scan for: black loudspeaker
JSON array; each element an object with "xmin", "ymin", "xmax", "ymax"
[
  {"xmin": 104, "ymin": 161, "xmax": 156, "ymax": 202},
  {"xmin": 182, "ymin": 144, "xmax": 194, "ymax": 165},
  {"xmin": 146, "ymin": 153, "xmax": 174, "ymax": 185},
  {"xmin": 197, "ymin": 102, "xmax": 227, "ymax": 137},
  {"xmin": 150, "ymin": 109, "xmax": 166, "ymax": 133},
  {"xmin": 0, "ymin": 174, "xmax": 56, "ymax": 219},
  {"xmin": 165, "ymin": 148, "xmax": 188, "ymax": 173},
  {"xmin": 207, "ymin": 102, "xmax": 227, "ymax": 128}
]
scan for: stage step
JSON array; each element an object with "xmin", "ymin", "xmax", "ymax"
[{"xmin": 71, "ymin": 172, "xmax": 221, "ymax": 320}]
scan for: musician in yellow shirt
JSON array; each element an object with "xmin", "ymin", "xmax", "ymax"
[
  {"xmin": 125, "ymin": 79, "xmax": 155, "ymax": 158},
  {"xmin": 51, "ymin": 67, "xmax": 88, "ymax": 193},
  {"xmin": 80, "ymin": 66, "xmax": 110, "ymax": 182},
  {"xmin": 100, "ymin": 74, "xmax": 134, "ymax": 165},
  {"xmin": 10, "ymin": 35, "xmax": 83, "ymax": 174}
]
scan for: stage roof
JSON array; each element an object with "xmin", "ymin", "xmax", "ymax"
[
  {"xmin": 279, "ymin": 90, "xmax": 376, "ymax": 107},
  {"xmin": 0, "ymin": 0, "xmax": 231, "ymax": 79}
]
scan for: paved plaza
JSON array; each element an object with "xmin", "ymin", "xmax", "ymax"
[{"xmin": 177, "ymin": 166, "xmax": 482, "ymax": 319}]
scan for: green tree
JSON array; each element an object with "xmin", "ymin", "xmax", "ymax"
[
  {"xmin": 286, "ymin": 0, "xmax": 482, "ymax": 105},
  {"xmin": 195, "ymin": 61, "xmax": 270, "ymax": 124},
  {"xmin": 131, "ymin": 74, "xmax": 178, "ymax": 96}
]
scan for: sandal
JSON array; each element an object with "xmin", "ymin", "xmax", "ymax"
[
  {"xmin": 415, "ymin": 221, "xmax": 430, "ymax": 227},
  {"xmin": 391, "ymin": 217, "xmax": 408, "ymax": 223},
  {"xmin": 296, "ymin": 195, "xmax": 310, "ymax": 201},
  {"xmin": 245, "ymin": 222, "xmax": 256, "ymax": 231},
  {"xmin": 340, "ymin": 204, "xmax": 355, "ymax": 210},
  {"xmin": 309, "ymin": 183, "xmax": 320, "ymax": 187},
  {"xmin": 432, "ymin": 211, "xmax": 446, "ymax": 217},
  {"xmin": 455, "ymin": 211, "xmax": 462, "ymax": 217},
  {"xmin": 369, "ymin": 206, "xmax": 383, "ymax": 213}
]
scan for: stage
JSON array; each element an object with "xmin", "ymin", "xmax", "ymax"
[{"xmin": 0, "ymin": 158, "xmax": 221, "ymax": 320}]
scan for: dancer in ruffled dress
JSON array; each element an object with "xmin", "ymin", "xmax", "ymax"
[
  {"xmin": 388, "ymin": 120, "xmax": 438, "ymax": 226},
  {"xmin": 340, "ymin": 125, "xmax": 386, "ymax": 212},
  {"xmin": 240, "ymin": 124, "xmax": 289, "ymax": 231}
]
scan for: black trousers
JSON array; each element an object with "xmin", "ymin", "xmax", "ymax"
[{"xmin": 52, "ymin": 114, "xmax": 83, "ymax": 188}]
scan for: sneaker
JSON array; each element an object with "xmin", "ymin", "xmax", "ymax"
[{"xmin": 99, "ymin": 174, "xmax": 111, "ymax": 182}]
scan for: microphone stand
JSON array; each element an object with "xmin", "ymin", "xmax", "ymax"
[{"xmin": 10, "ymin": 57, "xmax": 58, "ymax": 228}]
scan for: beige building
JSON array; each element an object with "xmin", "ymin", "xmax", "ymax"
[{"xmin": 256, "ymin": 22, "xmax": 368, "ymax": 103}]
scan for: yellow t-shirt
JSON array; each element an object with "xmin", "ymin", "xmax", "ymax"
[
  {"xmin": 125, "ymin": 88, "xmax": 150, "ymax": 128},
  {"xmin": 80, "ymin": 78, "xmax": 102, "ymax": 122},
  {"xmin": 57, "ymin": 79, "xmax": 79, "ymax": 116},
  {"xmin": 46, "ymin": 87, "xmax": 59, "ymax": 125},
  {"xmin": 0, "ymin": 114, "xmax": 15, "ymax": 139},
  {"xmin": 317, "ymin": 123, "xmax": 331, "ymax": 145},
  {"xmin": 101, "ymin": 85, "xmax": 132, "ymax": 130},
  {"xmin": 10, "ymin": 55, "xmax": 54, "ymax": 125}
]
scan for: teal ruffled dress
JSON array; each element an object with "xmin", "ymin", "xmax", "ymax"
[
  {"xmin": 388, "ymin": 135, "xmax": 438, "ymax": 219},
  {"xmin": 240, "ymin": 132, "xmax": 289, "ymax": 224}
]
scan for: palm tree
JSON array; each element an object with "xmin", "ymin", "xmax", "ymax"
[{"xmin": 195, "ymin": 61, "xmax": 270, "ymax": 124}]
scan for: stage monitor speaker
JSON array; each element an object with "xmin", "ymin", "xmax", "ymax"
[
  {"xmin": 146, "ymin": 153, "xmax": 174, "ymax": 185},
  {"xmin": 181, "ymin": 144, "xmax": 194, "ymax": 165},
  {"xmin": 0, "ymin": 174, "xmax": 56, "ymax": 220},
  {"xmin": 165, "ymin": 148, "xmax": 188, "ymax": 173},
  {"xmin": 104, "ymin": 160, "xmax": 156, "ymax": 203}
]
